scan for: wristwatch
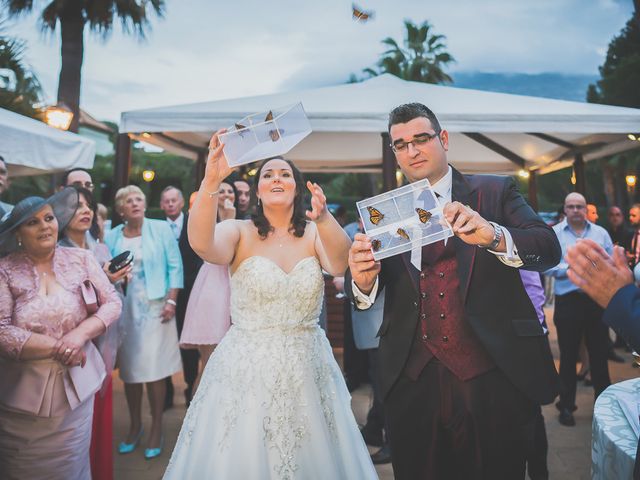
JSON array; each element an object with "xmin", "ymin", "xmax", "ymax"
[
  {"xmin": 166, "ymin": 299, "xmax": 177, "ymax": 307},
  {"xmin": 482, "ymin": 222, "xmax": 503, "ymax": 250}
]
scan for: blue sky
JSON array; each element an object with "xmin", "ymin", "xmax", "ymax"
[{"xmin": 7, "ymin": 0, "xmax": 635, "ymax": 122}]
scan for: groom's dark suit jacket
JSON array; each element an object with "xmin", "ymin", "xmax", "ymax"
[{"xmin": 346, "ymin": 167, "xmax": 562, "ymax": 405}]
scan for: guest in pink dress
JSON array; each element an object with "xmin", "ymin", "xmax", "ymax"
[
  {"xmin": 180, "ymin": 181, "xmax": 236, "ymax": 391},
  {"xmin": 0, "ymin": 188, "xmax": 122, "ymax": 479}
]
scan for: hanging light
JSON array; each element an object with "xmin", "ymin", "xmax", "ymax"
[
  {"xmin": 570, "ymin": 170, "xmax": 577, "ymax": 185},
  {"xmin": 395, "ymin": 169, "xmax": 404, "ymax": 186},
  {"xmin": 518, "ymin": 169, "xmax": 530, "ymax": 179},
  {"xmin": 141, "ymin": 132, "xmax": 152, "ymax": 139},
  {"xmin": 142, "ymin": 169, "xmax": 155, "ymax": 182},
  {"xmin": 626, "ymin": 175, "xmax": 637, "ymax": 187},
  {"xmin": 44, "ymin": 103, "xmax": 74, "ymax": 131},
  {"xmin": 628, "ymin": 134, "xmax": 638, "ymax": 141}
]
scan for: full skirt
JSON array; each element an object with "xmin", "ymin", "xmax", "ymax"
[{"xmin": 164, "ymin": 324, "xmax": 377, "ymax": 480}]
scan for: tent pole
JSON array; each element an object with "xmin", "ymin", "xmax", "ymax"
[
  {"xmin": 574, "ymin": 154, "xmax": 586, "ymax": 195},
  {"xmin": 381, "ymin": 132, "xmax": 396, "ymax": 192},
  {"xmin": 112, "ymin": 133, "xmax": 132, "ymax": 226},
  {"xmin": 195, "ymin": 150, "xmax": 206, "ymax": 186},
  {"xmin": 528, "ymin": 169, "xmax": 538, "ymax": 212}
]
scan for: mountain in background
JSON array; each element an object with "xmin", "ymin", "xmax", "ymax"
[{"xmin": 452, "ymin": 72, "xmax": 598, "ymax": 102}]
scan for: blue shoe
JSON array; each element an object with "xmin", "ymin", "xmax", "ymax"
[
  {"xmin": 144, "ymin": 436, "xmax": 164, "ymax": 460},
  {"xmin": 118, "ymin": 427, "xmax": 144, "ymax": 454}
]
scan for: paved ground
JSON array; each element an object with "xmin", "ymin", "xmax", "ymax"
[{"xmin": 113, "ymin": 306, "xmax": 638, "ymax": 479}]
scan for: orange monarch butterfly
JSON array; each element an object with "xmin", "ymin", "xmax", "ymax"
[
  {"xmin": 366, "ymin": 206, "xmax": 384, "ymax": 225},
  {"xmin": 352, "ymin": 4, "xmax": 374, "ymax": 22},
  {"xmin": 416, "ymin": 208, "xmax": 432, "ymax": 224},
  {"xmin": 371, "ymin": 239, "xmax": 382, "ymax": 252},
  {"xmin": 264, "ymin": 111, "xmax": 280, "ymax": 141},
  {"xmin": 397, "ymin": 228, "xmax": 410, "ymax": 240}
]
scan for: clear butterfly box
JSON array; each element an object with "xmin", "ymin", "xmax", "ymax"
[
  {"xmin": 218, "ymin": 102, "xmax": 312, "ymax": 167},
  {"xmin": 356, "ymin": 179, "xmax": 454, "ymax": 261}
]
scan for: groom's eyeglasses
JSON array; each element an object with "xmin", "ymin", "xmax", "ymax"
[{"xmin": 391, "ymin": 131, "xmax": 441, "ymax": 154}]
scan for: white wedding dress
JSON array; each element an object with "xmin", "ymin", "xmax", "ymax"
[{"xmin": 164, "ymin": 256, "xmax": 378, "ymax": 480}]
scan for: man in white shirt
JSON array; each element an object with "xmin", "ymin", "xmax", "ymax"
[{"xmin": 161, "ymin": 187, "xmax": 185, "ymax": 240}]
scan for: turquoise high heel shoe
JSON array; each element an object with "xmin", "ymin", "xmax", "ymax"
[
  {"xmin": 118, "ymin": 427, "xmax": 144, "ymax": 454},
  {"xmin": 144, "ymin": 436, "xmax": 164, "ymax": 460}
]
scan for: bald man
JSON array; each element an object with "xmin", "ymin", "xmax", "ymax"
[{"xmin": 546, "ymin": 192, "xmax": 614, "ymax": 427}]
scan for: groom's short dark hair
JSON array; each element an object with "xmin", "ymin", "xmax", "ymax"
[{"xmin": 388, "ymin": 103, "xmax": 441, "ymax": 133}]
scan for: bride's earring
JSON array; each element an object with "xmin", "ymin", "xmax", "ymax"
[
  {"xmin": 16, "ymin": 237, "xmax": 22, "ymax": 248},
  {"xmin": 257, "ymin": 197, "xmax": 261, "ymax": 207}
]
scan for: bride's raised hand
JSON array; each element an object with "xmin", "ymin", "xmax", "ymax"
[
  {"xmin": 305, "ymin": 181, "xmax": 329, "ymax": 223},
  {"xmin": 203, "ymin": 130, "xmax": 235, "ymax": 188}
]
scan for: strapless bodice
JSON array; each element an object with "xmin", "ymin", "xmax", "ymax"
[{"xmin": 229, "ymin": 256, "xmax": 324, "ymax": 331}]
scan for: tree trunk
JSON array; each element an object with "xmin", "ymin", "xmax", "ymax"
[{"xmin": 57, "ymin": 0, "xmax": 84, "ymax": 133}]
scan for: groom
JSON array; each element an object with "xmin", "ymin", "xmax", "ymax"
[{"xmin": 346, "ymin": 103, "xmax": 561, "ymax": 479}]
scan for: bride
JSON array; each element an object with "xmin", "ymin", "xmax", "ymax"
[{"xmin": 163, "ymin": 132, "xmax": 377, "ymax": 479}]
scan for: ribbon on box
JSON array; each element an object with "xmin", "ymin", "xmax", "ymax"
[{"xmin": 409, "ymin": 191, "xmax": 448, "ymax": 270}]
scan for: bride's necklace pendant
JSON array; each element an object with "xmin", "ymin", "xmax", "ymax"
[{"xmin": 272, "ymin": 228, "xmax": 289, "ymax": 248}]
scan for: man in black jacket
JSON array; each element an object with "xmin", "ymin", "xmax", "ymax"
[
  {"xmin": 346, "ymin": 103, "xmax": 561, "ymax": 479},
  {"xmin": 160, "ymin": 186, "xmax": 202, "ymax": 407}
]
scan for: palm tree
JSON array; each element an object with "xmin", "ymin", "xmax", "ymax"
[
  {"xmin": 2, "ymin": 0, "xmax": 165, "ymax": 132},
  {"xmin": 362, "ymin": 20, "xmax": 455, "ymax": 84},
  {"xmin": 0, "ymin": 16, "xmax": 43, "ymax": 118}
]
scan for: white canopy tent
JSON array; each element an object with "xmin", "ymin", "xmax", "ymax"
[
  {"xmin": 120, "ymin": 74, "xmax": 640, "ymax": 177},
  {"xmin": 0, "ymin": 107, "xmax": 96, "ymax": 177}
]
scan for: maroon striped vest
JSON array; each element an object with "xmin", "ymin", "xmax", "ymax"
[{"xmin": 404, "ymin": 239, "xmax": 495, "ymax": 380}]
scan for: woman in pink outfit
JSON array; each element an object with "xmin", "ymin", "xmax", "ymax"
[
  {"xmin": 0, "ymin": 188, "xmax": 122, "ymax": 479},
  {"xmin": 180, "ymin": 181, "xmax": 237, "ymax": 391}
]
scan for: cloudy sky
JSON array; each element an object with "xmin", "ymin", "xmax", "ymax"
[{"xmin": 6, "ymin": 0, "xmax": 635, "ymax": 122}]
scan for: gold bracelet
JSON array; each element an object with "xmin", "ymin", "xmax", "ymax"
[{"xmin": 205, "ymin": 189, "xmax": 219, "ymax": 199}]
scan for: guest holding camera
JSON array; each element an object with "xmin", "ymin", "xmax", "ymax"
[
  {"xmin": 0, "ymin": 188, "xmax": 122, "ymax": 478},
  {"xmin": 59, "ymin": 186, "xmax": 130, "ymax": 480},
  {"xmin": 105, "ymin": 185, "xmax": 183, "ymax": 459}
]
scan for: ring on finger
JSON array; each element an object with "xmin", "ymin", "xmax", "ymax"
[{"xmin": 65, "ymin": 348, "xmax": 72, "ymax": 354}]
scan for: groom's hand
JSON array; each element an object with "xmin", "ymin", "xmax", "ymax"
[
  {"xmin": 348, "ymin": 233, "xmax": 381, "ymax": 295},
  {"xmin": 443, "ymin": 201, "xmax": 501, "ymax": 249}
]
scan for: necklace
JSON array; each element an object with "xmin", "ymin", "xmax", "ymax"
[{"xmin": 271, "ymin": 228, "xmax": 291, "ymax": 248}]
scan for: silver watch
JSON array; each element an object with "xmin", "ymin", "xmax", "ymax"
[{"xmin": 483, "ymin": 222, "xmax": 502, "ymax": 250}]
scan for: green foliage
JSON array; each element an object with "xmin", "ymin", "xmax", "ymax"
[
  {"xmin": 587, "ymin": 14, "xmax": 640, "ymax": 107},
  {"xmin": 357, "ymin": 20, "xmax": 455, "ymax": 84},
  {"xmin": 2, "ymin": 0, "xmax": 165, "ymax": 38},
  {"xmin": 0, "ymin": 16, "xmax": 43, "ymax": 117}
]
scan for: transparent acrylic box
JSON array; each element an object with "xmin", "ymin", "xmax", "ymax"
[
  {"xmin": 218, "ymin": 102, "xmax": 312, "ymax": 167},
  {"xmin": 356, "ymin": 179, "xmax": 454, "ymax": 261}
]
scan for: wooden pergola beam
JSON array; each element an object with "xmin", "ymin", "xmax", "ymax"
[
  {"xmin": 381, "ymin": 132, "xmax": 396, "ymax": 192},
  {"xmin": 462, "ymin": 132, "xmax": 526, "ymax": 169}
]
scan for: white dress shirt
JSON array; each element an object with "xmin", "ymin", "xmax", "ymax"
[
  {"xmin": 166, "ymin": 212, "xmax": 184, "ymax": 240},
  {"xmin": 352, "ymin": 166, "xmax": 523, "ymax": 308}
]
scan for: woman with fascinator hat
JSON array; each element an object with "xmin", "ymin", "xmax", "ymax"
[{"xmin": 0, "ymin": 188, "xmax": 122, "ymax": 479}]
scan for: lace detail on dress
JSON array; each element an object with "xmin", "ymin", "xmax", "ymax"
[{"xmin": 170, "ymin": 256, "xmax": 338, "ymax": 480}]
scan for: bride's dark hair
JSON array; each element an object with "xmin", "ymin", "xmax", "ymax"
[{"xmin": 251, "ymin": 157, "xmax": 307, "ymax": 239}]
